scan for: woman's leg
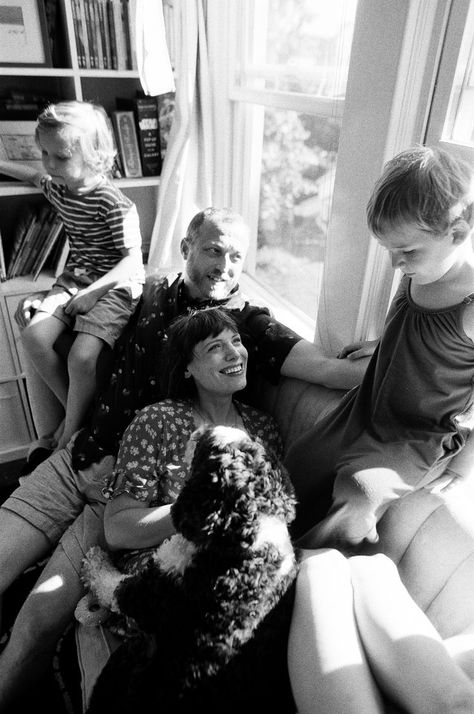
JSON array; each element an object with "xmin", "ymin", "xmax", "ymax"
[
  {"xmin": 288, "ymin": 549, "xmax": 384, "ymax": 714},
  {"xmin": 350, "ymin": 554, "xmax": 474, "ymax": 714}
]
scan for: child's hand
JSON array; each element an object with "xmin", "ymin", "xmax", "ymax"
[
  {"xmin": 338, "ymin": 339, "xmax": 379, "ymax": 360},
  {"xmin": 297, "ymin": 502, "xmax": 379, "ymax": 551},
  {"xmin": 64, "ymin": 288, "xmax": 99, "ymax": 315}
]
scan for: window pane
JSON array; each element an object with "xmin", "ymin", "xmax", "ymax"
[
  {"xmin": 241, "ymin": 0, "xmax": 357, "ymax": 98},
  {"xmin": 256, "ymin": 108, "xmax": 340, "ymax": 318},
  {"xmin": 442, "ymin": 1, "xmax": 474, "ymax": 146}
]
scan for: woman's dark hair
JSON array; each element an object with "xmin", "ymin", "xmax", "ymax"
[{"xmin": 161, "ymin": 307, "xmax": 240, "ymax": 399}]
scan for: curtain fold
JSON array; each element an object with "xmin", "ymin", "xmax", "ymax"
[{"xmin": 147, "ymin": 1, "xmax": 215, "ymax": 270}]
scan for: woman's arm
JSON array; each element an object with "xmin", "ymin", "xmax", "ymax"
[{"xmin": 104, "ymin": 493, "xmax": 174, "ymax": 551}]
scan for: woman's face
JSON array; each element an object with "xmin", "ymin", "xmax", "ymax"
[{"xmin": 186, "ymin": 328, "xmax": 248, "ymax": 396}]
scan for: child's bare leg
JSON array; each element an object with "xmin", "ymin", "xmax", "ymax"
[
  {"xmin": 22, "ymin": 313, "xmax": 69, "ymax": 407},
  {"xmin": 288, "ymin": 549, "xmax": 384, "ymax": 714},
  {"xmin": 58, "ymin": 332, "xmax": 103, "ymax": 449},
  {"xmin": 350, "ymin": 553, "xmax": 474, "ymax": 714}
]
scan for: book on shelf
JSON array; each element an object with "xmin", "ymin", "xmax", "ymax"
[
  {"xmin": 51, "ymin": 235, "xmax": 70, "ymax": 278},
  {"xmin": 32, "ymin": 217, "xmax": 65, "ymax": 281},
  {"xmin": 18, "ymin": 205, "xmax": 54, "ymax": 276},
  {"xmin": 112, "ymin": 111, "xmax": 143, "ymax": 178},
  {"xmin": 7, "ymin": 205, "xmax": 37, "ymax": 279},
  {"xmin": 116, "ymin": 96, "xmax": 162, "ymax": 176},
  {"xmin": 158, "ymin": 92, "xmax": 176, "ymax": 160},
  {"xmin": 0, "ymin": 227, "xmax": 6, "ymax": 282}
]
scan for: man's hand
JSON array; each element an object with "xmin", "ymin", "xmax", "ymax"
[
  {"xmin": 14, "ymin": 292, "xmax": 47, "ymax": 328},
  {"xmin": 64, "ymin": 288, "xmax": 100, "ymax": 316},
  {"xmin": 338, "ymin": 339, "xmax": 379, "ymax": 361}
]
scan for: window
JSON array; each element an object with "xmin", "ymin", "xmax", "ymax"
[
  {"xmin": 425, "ymin": 0, "xmax": 474, "ymax": 162},
  {"xmin": 223, "ymin": 1, "xmax": 450, "ymax": 349},
  {"xmin": 230, "ymin": 0, "xmax": 357, "ymax": 337}
]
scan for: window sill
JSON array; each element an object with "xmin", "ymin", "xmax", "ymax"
[{"xmin": 240, "ymin": 272, "xmax": 315, "ymax": 342}]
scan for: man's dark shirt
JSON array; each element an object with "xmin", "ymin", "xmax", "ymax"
[{"xmin": 71, "ymin": 272, "xmax": 301, "ymax": 470}]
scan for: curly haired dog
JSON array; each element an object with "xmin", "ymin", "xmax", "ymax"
[{"xmin": 77, "ymin": 425, "xmax": 298, "ymax": 714}]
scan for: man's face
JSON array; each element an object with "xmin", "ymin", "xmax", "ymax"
[{"xmin": 181, "ymin": 218, "xmax": 249, "ymax": 301}]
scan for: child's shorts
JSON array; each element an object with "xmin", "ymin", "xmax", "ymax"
[{"xmin": 37, "ymin": 270, "xmax": 142, "ymax": 348}]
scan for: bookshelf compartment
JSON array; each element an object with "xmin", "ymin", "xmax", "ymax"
[{"xmin": 80, "ymin": 75, "xmax": 142, "ymax": 114}]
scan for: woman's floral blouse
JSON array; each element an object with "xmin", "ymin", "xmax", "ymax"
[{"xmin": 103, "ymin": 398, "xmax": 282, "ymax": 506}]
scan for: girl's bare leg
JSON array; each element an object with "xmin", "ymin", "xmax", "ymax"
[
  {"xmin": 288, "ymin": 549, "xmax": 384, "ymax": 714},
  {"xmin": 350, "ymin": 554, "xmax": 474, "ymax": 714}
]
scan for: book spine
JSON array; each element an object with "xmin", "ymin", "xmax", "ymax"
[
  {"xmin": 92, "ymin": 0, "xmax": 104, "ymax": 69},
  {"xmin": 99, "ymin": 0, "xmax": 112, "ymax": 70},
  {"xmin": 106, "ymin": 0, "xmax": 118, "ymax": 69},
  {"xmin": 121, "ymin": 0, "xmax": 132, "ymax": 70},
  {"xmin": 0, "ymin": 227, "xmax": 6, "ymax": 281},
  {"xmin": 32, "ymin": 218, "xmax": 64, "ymax": 280},
  {"xmin": 111, "ymin": 0, "xmax": 126, "ymax": 70},
  {"xmin": 71, "ymin": 0, "xmax": 84, "ymax": 68},
  {"xmin": 85, "ymin": 0, "xmax": 98, "ymax": 69},
  {"xmin": 52, "ymin": 235, "xmax": 70, "ymax": 278},
  {"xmin": 112, "ymin": 111, "xmax": 142, "ymax": 178},
  {"xmin": 77, "ymin": 0, "xmax": 91, "ymax": 68}
]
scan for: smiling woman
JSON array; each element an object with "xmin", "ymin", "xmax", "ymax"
[{"xmin": 102, "ymin": 306, "xmax": 282, "ymax": 559}]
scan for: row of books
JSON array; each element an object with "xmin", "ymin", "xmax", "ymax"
[
  {"xmin": 72, "ymin": 0, "xmax": 137, "ymax": 70},
  {"xmin": 1, "ymin": 206, "xmax": 69, "ymax": 282}
]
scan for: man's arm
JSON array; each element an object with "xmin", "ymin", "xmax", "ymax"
[{"xmin": 280, "ymin": 339, "xmax": 370, "ymax": 390}]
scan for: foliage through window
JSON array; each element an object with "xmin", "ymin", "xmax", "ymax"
[{"xmin": 234, "ymin": 0, "xmax": 357, "ymax": 320}]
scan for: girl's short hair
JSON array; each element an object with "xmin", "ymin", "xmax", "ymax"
[
  {"xmin": 36, "ymin": 100, "xmax": 116, "ymax": 174},
  {"xmin": 367, "ymin": 145, "xmax": 474, "ymax": 238},
  {"xmin": 161, "ymin": 307, "xmax": 240, "ymax": 399}
]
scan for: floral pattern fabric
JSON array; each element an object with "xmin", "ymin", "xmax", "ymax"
[{"xmin": 104, "ymin": 398, "xmax": 282, "ymax": 506}]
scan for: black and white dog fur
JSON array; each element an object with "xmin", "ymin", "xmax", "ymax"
[{"xmin": 80, "ymin": 425, "xmax": 298, "ymax": 714}]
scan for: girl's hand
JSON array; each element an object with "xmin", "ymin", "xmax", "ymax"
[
  {"xmin": 64, "ymin": 287, "xmax": 99, "ymax": 315},
  {"xmin": 337, "ymin": 339, "xmax": 379, "ymax": 360},
  {"xmin": 297, "ymin": 503, "xmax": 379, "ymax": 551}
]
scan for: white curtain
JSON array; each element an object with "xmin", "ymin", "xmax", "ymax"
[{"xmin": 147, "ymin": 0, "xmax": 227, "ymax": 270}]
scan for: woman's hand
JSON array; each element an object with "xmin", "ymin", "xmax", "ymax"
[{"xmin": 338, "ymin": 339, "xmax": 379, "ymax": 361}]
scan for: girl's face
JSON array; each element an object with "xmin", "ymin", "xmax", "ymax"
[
  {"xmin": 376, "ymin": 221, "xmax": 463, "ymax": 285},
  {"xmin": 37, "ymin": 128, "xmax": 97, "ymax": 192},
  {"xmin": 186, "ymin": 328, "xmax": 248, "ymax": 397}
]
